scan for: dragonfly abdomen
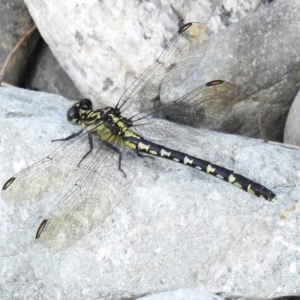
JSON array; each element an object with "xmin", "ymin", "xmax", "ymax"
[{"xmin": 127, "ymin": 136, "xmax": 276, "ymax": 202}]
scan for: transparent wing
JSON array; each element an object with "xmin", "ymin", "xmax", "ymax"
[
  {"xmin": 2, "ymin": 132, "xmax": 91, "ymax": 205},
  {"xmin": 117, "ymin": 22, "xmax": 209, "ymax": 114},
  {"xmin": 130, "ymin": 80, "xmax": 236, "ymax": 141},
  {"xmin": 35, "ymin": 138, "xmax": 135, "ymax": 252}
]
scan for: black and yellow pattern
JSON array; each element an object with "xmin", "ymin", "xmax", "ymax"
[
  {"xmin": 128, "ymin": 137, "xmax": 275, "ymax": 200},
  {"xmin": 2, "ymin": 23, "xmax": 276, "ymax": 252}
]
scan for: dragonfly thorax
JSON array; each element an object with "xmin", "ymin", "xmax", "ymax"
[
  {"xmin": 68, "ymin": 98, "xmax": 134, "ymax": 138},
  {"xmin": 101, "ymin": 107, "xmax": 132, "ymax": 136}
]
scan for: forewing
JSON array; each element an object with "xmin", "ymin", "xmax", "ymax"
[
  {"xmin": 131, "ymin": 80, "xmax": 236, "ymax": 141},
  {"xmin": 2, "ymin": 132, "xmax": 91, "ymax": 205},
  {"xmin": 35, "ymin": 139, "xmax": 135, "ymax": 252},
  {"xmin": 117, "ymin": 23, "xmax": 209, "ymax": 113}
]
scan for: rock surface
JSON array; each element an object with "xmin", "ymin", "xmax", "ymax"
[
  {"xmin": 191, "ymin": 0, "xmax": 300, "ymax": 142},
  {"xmin": 0, "ymin": 87, "xmax": 300, "ymax": 299},
  {"xmin": 21, "ymin": 0, "xmax": 265, "ymax": 102},
  {"xmin": 136, "ymin": 289, "xmax": 225, "ymax": 300},
  {"xmin": 284, "ymin": 88, "xmax": 300, "ymax": 146},
  {"xmin": 21, "ymin": 0, "xmax": 298, "ymax": 141}
]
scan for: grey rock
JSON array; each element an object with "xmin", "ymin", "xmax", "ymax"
[
  {"xmin": 137, "ymin": 289, "xmax": 225, "ymax": 300},
  {"xmin": 189, "ymin": 0, "xmax": 300, "ymax": 142},
  {"xmin": 284, "ymin": 88, "xmax": 300, "ymax": 146},
  {"xmin": 19, "ymin": 0, "xmax": 264, "ymax": 100},
  {"xmin": 21, "ymin": 0, "xmax": 286, "ymax": 140},
  {"xmin": 0, "ymin": 88, "xmax": 299, "ymax": 299},
  {"xmin": 0, "ymin": 0, "xmax": 39, "ymax": 85}
]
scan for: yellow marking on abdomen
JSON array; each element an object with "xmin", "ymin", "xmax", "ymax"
[
  {"xmin": 216, "ymin": 174, "xmax": 224, "ymax": 180},
  {"xmin": 206, "ymin": 165, "xmax": 215, "ymax": 174},
  {"xmin": 124, "ymin": 139, "xmax": 137, "ymax": 150},
  {"xmin": 138, "ymin": 142, "xmax": 150, "ymax": 152},
  {"xmin": 233, "ymin": 182, "xmax": 243, "ymax": 189},
  {"xmin": 183, "ymin": 156, "xmax": 193, "ymax": 165},
  {"xmin": 160, "ymin": 149, "xmax": 171, "ymax": 157},
  {"xmin": 228, "ymin": 174, "xmax": 236, "ymax": 183},
  {"xmin": 149, "ymin": 150, "xmax": 158, "ymax": 155},
  {"xmin": 228, "ymin": 174, "xmax": 243, "ymax": 188},
  {"xmin": 173, "ymin": 158, "xmax": 180, "ymax": 162},
  {"xmin": 247, "ymin": 185, "xmax": 255, "ymax": 195}
]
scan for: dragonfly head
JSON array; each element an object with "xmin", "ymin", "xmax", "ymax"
[{"xmin": 67, "ymin": 98, "xmax": 93, "ymax": 124}]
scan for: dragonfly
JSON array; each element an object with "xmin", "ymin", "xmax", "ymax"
[{"xmin": 2, "ymin": 22, "xmax": 276, "ymax": 252}]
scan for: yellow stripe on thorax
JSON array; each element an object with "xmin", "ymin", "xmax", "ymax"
[{"xmin": 80, "ymin": 111, "xmax": 141, "ymax": 151}]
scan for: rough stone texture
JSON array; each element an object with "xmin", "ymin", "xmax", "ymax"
[
  {"xmin": 137, "ymin": 289, "xmax": 225, "ymax": 300},
  {"xmin": 0, "ymin": 0, "xmax": 39, "ymax": 85},
  {"xmin": 25, "ymin": 39, "xmax": 83, "ymax": 100},
  {"xmin": 1, "ymin": 88, "xmax": 300, "ymax": 300},
  {"xmin": 284, "ymin": 88, "xmax": 300, "ymax": 146},
  {"xmin": 21, "ymin": 0, "xmax": 266, "ymax": 101},
  {"xmin": 191, "ymin": 0, "xmax": 300, "ymax": 142},
  {"xmin": 21, "ymin": 0, "xmax": 289, "ymax": 140}
]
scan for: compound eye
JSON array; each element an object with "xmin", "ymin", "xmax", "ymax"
[
  {"xmin": 67, "ymin": 106, "xmax": 80, "ymax": 122},
  {"xmin": 79, "ymin": 98, "xmax": 93, "ymax": 110}
]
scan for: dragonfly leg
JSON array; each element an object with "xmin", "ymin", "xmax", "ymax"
[
  {"xmin": 77, "ymin": 134, "xmax": 94, "ymax": 166},
  {"xmin": 103, "ymin": 141, "xmax": 126, "ymax": 178},
  {"xmin": 51, "ymin": 130, "xmax": 94, "ymax": 167},
  {"xmin": 117, "ymin": 149, "xmax": 126, "ymax": 178},
  {"xmin": 52, "ymin": 129, "xmax": 84, "ymax": 142}
]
